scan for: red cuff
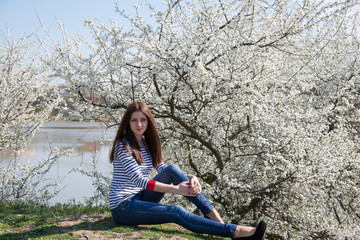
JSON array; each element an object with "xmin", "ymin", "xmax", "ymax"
[{"xmin": 147, "ymin": 180, "xmax": 156, "ymax": 191}]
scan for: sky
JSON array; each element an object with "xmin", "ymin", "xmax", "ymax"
[
  {"xmin": 0, "ymin": 0, "xmax": 162, "ymax": 42},
  {"xmin": 1, "ymin": 0, "xmax": 359, "ymax": 44}
]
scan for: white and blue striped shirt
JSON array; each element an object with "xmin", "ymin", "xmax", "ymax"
[{"xmin": 109, "ymin": 139, "xmax": 166, "ymax": 210}]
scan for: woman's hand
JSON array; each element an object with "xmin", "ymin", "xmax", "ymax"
[
  {"xmin": 153, "ymin": 180, "xmax": 200, "ymax": 196},
  {"xmin": 189, "ymin": 175, "xmax": 202, "ymax": 195},
  {"xmin": 177, "ymin": 181, "xmax": 199, "ymax": 196}
]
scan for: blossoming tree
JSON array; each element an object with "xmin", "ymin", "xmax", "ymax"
[
  {"xmin": 0, "ymin": 35, "xmax": 65, "ymax": 203},
  {"xmin": 0, "ymin": 36, "xmax": 60, "ymax": 152},
  {"xmin": 46, "ymin": 0, "xmax": 360, "ymax": 238}
]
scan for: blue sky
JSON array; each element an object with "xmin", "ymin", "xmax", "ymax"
[
  {"xmin": 1, "ymin": 0, "xmax": 358, "ymax": 43},
  {"xmin": 0, "ymin": 0, "xmax": 162, "ymax": 42}
]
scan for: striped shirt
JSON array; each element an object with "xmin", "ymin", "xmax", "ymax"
[{"xmin": 109, "ymin": 139, "xmax": 166, "ymax": 210}]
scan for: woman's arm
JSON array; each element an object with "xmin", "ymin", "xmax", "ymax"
[
  {"xmin": 115, "ymin": 141, "xmax": 154, "ymax": 189},
  {"xmin": 153, "ymin": 181, "xmax": 199, "ymax": 197}
]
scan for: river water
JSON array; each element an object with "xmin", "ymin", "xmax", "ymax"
[{"xmin": 0, "ymin": 121, "xmax": 117, "ymax": 205}]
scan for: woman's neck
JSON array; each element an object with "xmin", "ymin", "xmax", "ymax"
[{"xmin": 136, "ymin": 136, "xmax": 144, "ymax": 147}]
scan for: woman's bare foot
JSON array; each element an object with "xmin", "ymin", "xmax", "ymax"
[
  {"xmin": 233, "ymin": 225, "xmax": 256, "ymax": 238},
  {"xmin": 233, "ymin": 221, "xmax": 267, "ymax": 239}
]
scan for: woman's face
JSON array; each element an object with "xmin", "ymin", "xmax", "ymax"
[{"xmin": 129, "ymin": 111, "xmax": 148, "ymax": 139}]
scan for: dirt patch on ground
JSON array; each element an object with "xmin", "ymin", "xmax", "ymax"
[
  {"xmin": 61, "ymin": 215, "xmax": 190, "ymax": 240},
  {"xmin": 71, "ymin": 229, "xmax": 140, "ymax": 240},
  {"xmin": 56, "ymin": 214, "xmax": 111, "ymax": 227},
  {"xmin": 0, "ymin": 214, "xmax": 193, "ymax": 239},
  {"xmin": 72, "ymin": 230, "xmax": 188, "ymax": 240}
]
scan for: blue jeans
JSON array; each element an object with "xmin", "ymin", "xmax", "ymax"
[{"xmin": 111, "ymin": 164, "xmax": 237, "ymax": 238}]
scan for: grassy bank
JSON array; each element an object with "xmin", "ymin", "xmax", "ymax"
[{"xmin": 0, "ymin": 202, "xmax": 225, "ymax": 240}]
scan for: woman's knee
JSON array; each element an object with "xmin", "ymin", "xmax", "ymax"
[
  {"xmin": 161, "ymin": 164, "xmax": 188, "ymax": 184},
  {"xmin": 166, "ymin": 163, "xmax": 178, "ymax": 170},
  {"xmin": 164, "ymin": 164, "xmax": 181, "ymax": 174}
]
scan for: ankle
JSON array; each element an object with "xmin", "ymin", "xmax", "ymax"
[{"xmin": 206, "ymin": 209, "xmax": 224, "ymax": 223}]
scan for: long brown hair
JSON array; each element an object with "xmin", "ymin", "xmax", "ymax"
[{"xmin": 109, "ymin": 102, "xmax": 163, "ymax": 167}]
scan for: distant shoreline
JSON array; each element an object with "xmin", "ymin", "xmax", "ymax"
[{"xmin": 41, "ymin": 120, "xmax": 116, "ymax": 130}]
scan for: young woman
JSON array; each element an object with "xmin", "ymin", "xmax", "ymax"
[{"xmin": 109, "ymin": 102, "xmax": 267, "ymax": 239}]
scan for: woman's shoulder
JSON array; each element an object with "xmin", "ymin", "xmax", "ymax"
[
  {"xmin": 115, "ymin": 137, "xmax": 128, "ymax": 146},
  {"xmin": 114, "ymin": 137, "xmax": 131, "ymax": 153}
]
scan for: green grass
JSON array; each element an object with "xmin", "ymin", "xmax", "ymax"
[
  {"xmin": 0, "ymin": 201, "xmax": 111, "ymax": 240},
  {"xmin": 0, "ymin": 202, "xmax": 225, "ymax": 240}
]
